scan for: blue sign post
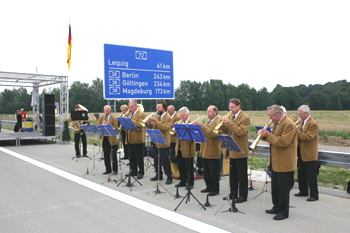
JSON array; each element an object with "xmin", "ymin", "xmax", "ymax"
[{"xmin": 104, "ymin": 44, "xmax": 174, "ymax": 99}]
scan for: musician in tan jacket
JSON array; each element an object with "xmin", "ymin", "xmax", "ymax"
[
  {"xmin": 258, "ymin": 105, "xmax": 297, "ymax": 221},
  {"xmin": 97, "ymin": 105, "xmax": 119, "ymax": 175},
  {"xmin": 126, "ymin": 101, "xmax": 147, "ymax": 179},
  {"xmin": 197, "ymin": 105, "xmax": 221, "ymax": 196},
  {"xmin": 167, "ymin": 105, "xmax": 181, "ymax": 161},
  {"xmin": 221, "ymin": 98, "xmax": 251, "ymax": 203},
  {"xmin": 148, "ymin": 101, "xmax": 173, "ymax": 185},
  {"xmin": 295, "ymin": 105, "xmax": 319, "ymax": 201},
  {"xmin": 174, "ymin": 106, "xmax": 196, "ymax": 189}
]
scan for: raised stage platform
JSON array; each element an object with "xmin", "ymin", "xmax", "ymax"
[{"xmin": 0, "ymin": 129, "xmax": 59, "ymax": 146}]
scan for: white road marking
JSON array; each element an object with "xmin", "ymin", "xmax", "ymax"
[{"xmin": 0, "ymin": 147, "xmax": 231, "ymax": 233}]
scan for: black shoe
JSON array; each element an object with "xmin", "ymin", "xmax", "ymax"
[
  {"xmin": 82, "ymin": 155, "xmax": 89, "ymax": 158},
  {"xmin": 207, "ymin": 191, "xmax": 219, "ymax": 196},
  {"xmin": 103, "ymin": 171, "xmax": 111, "ymax": 175},
  {"xmin": 294, "ymin": 192, "xmax": 308, "ymax": 197},
  {"xmin": 201, "ymin": 187, "xmax": 211, "ymax": 193},
  {"xmin": 307, "ymin": 196, "xmax": 318, "ymax": 202},
  {"xmin": 165, "ymin": 178, "xmax": 172, "ymax": 185},
  {"xmin": 265, "ymin": 208, "xmax": 279, "ymax": 214},
  {"xmin": 222, "ymin": 193, "xmax": 236, "ymax": 200},
  {"xmin": 150, "ymin": 175, "xmax": 163, "ymax": 181},
  {"xmin": 76, "ymin": 155, "xmax": 81, "ymax": 158},
  {"xmin": 273, "ymin": 214, "xmax": 288, "ymax": 220},
  {"xmin": 175, "ymin": 182, "xmax": 186, "ymax": 188},
  {"xmin": 235, "ymin": 197, "xmax": 247, "ymax": 203},
  {"xmin": 121, "ymin": 157, "xmax": 129, "ymax": 160},
  {"xmin": 137, "ymin": 174, "xmax": 143, "ymax": 179},
  {"xmin": 185, "ymin": 185, "xmax": 193, "ymax": 190}
]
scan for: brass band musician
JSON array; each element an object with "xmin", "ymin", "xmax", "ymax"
[
  {"xmin": 119, "ymin": 104, "xmax": 130, "ymax": 160},
  {"xmin": 68, "ymin": 104, "xmax": 89, "ymax": 158},
  {"xmin": 196, "ymin": 105, "xmax": 221, "ymax": 196},
  {"xmin": 221, "ymin": 98, "xmax": 251, "ymax": 203},
  {"xmin": 126, "ymin": 101, "xmax": 147, "ymax": 179},
  {"xmin": 167, "ymin": 105, "xmax": 180, "ymax": 161},
  {"xmin": 174, "ymin": 106, "xmax": 196, "ymax": 189},
  {"xmin": 148, "ymin": 101, "xmax": 173, "ymax": 185},
  {"xmin": 97, "ymin": 105, "xmax": 119, "ymax": 175}
]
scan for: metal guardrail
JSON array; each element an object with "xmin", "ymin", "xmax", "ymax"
[
  {"xmin": 3, "ymin": 120, "xmax": 350, "ymax": 169},
  {"xmin": 250, "ymin": 145, "xmax": 350, "ymax": 169}
]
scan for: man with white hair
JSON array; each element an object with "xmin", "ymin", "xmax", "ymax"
[{"xmin": 295, "ymin": 105, "xmax": 319, "ymax": 202}]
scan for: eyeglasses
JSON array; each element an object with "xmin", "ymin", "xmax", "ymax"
[{"xmin": 228, "ymin": 106, "xmax": 237, "ymax": 109}]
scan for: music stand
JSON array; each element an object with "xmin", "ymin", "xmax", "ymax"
[
  {"xmin": 251, "ymin": 125, "xmax": 272, "ymax": 204},
  {"xmin": 145, "ymin": 129, "xmax": 172, "ymax": 199},
  {"xmin": 117, "ymin": 117, "xmax": 138, "ymax": 169},
  {"xmin": 116, "ymin": 118, "xmax": 142, "ymax": 190},
  {"xmin": 80, "ymin": 125, "xmax": 101, "ymax": 175},
  {"xmin": 215, "ymin": 134, "xmax": 245, "ymax": 215},
  {"xmin": 97, "ymin": 124, "xmax": 119, "ymax": 184},
  {"xmin": 173, "ymin": 124, "xmax": 207, "ymax": 211}
]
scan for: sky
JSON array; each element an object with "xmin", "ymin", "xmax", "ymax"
[{"xmin": 1, "ymin": 0, "xmax": 350, "ymax": 93}]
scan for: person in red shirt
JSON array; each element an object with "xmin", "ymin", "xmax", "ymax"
[{"xmin": 20, "ymin": 108, "xmax": 27, "ymax": 120}]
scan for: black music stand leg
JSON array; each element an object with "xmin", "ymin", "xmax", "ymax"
[
  {"xmin": 175, "ymin": 142, "xmax": 205, "ymax": 211},
  {"xmin": 147, "ymin": 147, "xmax": 172, "ymax": 198}
]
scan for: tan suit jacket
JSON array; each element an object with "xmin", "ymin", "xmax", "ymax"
[
  {"xmin": 266, "ymin": 115, "xmax": 297, "ymax": 172},
  {"xmin": 200, "ymin": 117, "xmax": 221, "ymax": 159},
  {"xmin": 221, "ymin": 111, "xmax": 250, "ymax": 158},
  {"xmin": 149, "ymin": 113, "xmax": 171, "ymax": 148},
  {"xmin": 178, "ymin": 119, "xmax": 196, "ymax": 158},
  {"xmin": 126, "ymin": 110, "xmax": 146, "ymax": 144},
  {"xmin": 296, "ymin": 116, "xmax": 319, "ymax": 162},
  {"xmin": 170, "ymin": 112, "xmax": 181, "ymax": 143},
  {"xmin": 97, "ymin": 114, "xmax": 118, "ymax": 146}
]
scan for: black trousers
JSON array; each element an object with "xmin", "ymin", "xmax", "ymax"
[
  {"xmin": 121, "ymin": 130, "xmax": 129, "ymax": 159},
  {"xmin": 202, "ymin": 158, "xmax": 220, "ymax": 192},
  {"xmin": 271, "ymin": 171, "xmax": 294, "ymax": 217},
  {"xmin": 74, "ymin": 132, "xmax": 87, "ymax": 156},
  {"xmin": 178, "ymin": 151, "xmax": 194, "ymax": 186},
  {"xmin": 153, "ymin": 145, "xmax": 172, "ymax": 179},
  {"xmin": 229, "ymin": 157, "xmax": 248, "ymax": 199},
  {"xmin": 129, "ymin": 143, "xmax": 145, "ymax": 176},
  {"xmin": 102, "ymin": 136, "xmax": 118, "ymax": 173},
  {"xmin": 170, "ymin": 142, "xmax": 176, "ymax": 161},
  {"xmin": 297, "ymin": 154, "xmax": 319, "ymax": 198}
]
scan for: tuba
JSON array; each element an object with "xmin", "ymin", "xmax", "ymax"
[{"xmin": 70, "ymin": 104, "xmax": 89, "ymax": 132}]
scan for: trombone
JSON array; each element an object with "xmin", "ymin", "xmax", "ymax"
[
  {"xmin": 140, "ymin": 111, "xmax": 159, "ymax": 127},
  {"xmin": 249, "ymin": 120, "xmax": 272, "ymax": 151},
  {"xmin": 213, "ymin": 112, "xmax": 230, "ymax": 134},
  {"xmin": 169, "ymin": 115, "xmax": 207, "ymax": 135}
]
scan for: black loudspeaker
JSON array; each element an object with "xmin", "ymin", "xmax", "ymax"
[{"xmin": 42, "ymin": 94, "xmax": 55, "ymax": 136}]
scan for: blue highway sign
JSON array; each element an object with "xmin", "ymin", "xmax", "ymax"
[{"xmin": 104, "ymin": 44, "xmax": 174, "ymax": 99}]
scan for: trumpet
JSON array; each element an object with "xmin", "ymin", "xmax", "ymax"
[
  {"xmin": 170, "ymin": 119, "xmax": 182, "ymax": 135},
  {"xmin": 249, "ymin": 120, "xmax": 272, "ymax": 151},
  {"xmin": 140, "ymin": 111, "xmax": 159, "ymax": 127},
  {"xmin": 121, "ymin": 110, "xmax": 130, "ymax": 117},
  {"xmin": 213, "ymin": 112, "xmax": 230, "ymax": 134}
]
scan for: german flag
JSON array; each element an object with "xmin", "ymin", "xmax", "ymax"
[{"xmin": 67, "ymin": 24, "xmax": 72, "ymax": 70}]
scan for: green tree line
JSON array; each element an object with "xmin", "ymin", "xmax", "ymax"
[{"xmin": 1, "ymin": 78, "xmax": 349, "ymax": 114}]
